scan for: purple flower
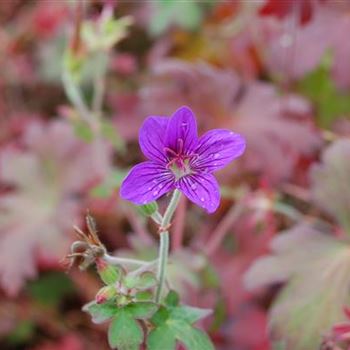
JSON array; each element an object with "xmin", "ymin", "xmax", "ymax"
[{"xmin": 120, "ymin": 106, "xmax": 246, "ymax": 213}]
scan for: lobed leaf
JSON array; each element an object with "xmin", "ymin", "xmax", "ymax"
[
  {"xmin": 147, "ymin": 291, "xmax": 214, "ymax": 350},
  {"xmin": 310, "ymin": 139, "xmax": 350, "ymax": 233},
  {"xmin": 0, "ymin": 120, "xmax": 110, "ymax": 296},
  {"xmin": 126, "ymin": 302, "xmax": 158, "ymax": 320},
  {"xmin": 82, "ymin": 300, "xmax": 118, "ymax": 324},
  {"xmin": 147, "ymin": 325, "xmax": 176, "ymax": 350},
  {"xmin": 171, "ymin": 319, "xmax": 215, "ymax": 350},
  {"xmin": 108, "ymin": 309, "xmax": 143, "ymax": 350},
  {"xmin": 124, "ymin": 271, "xmax": 157, "ymax": 291},
  {"xmin": 170, "ymin": 305, "xmax": 212, "ymax": 325},
  {"xmin": 245, "ymin": 224, "xmax": 350, "ymax": 349}
]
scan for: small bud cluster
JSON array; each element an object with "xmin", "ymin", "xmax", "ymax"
[{"xmin": 95, "ymin": 256, "xmax": 157, "ymax": 307}]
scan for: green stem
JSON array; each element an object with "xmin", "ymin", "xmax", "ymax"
[
  {"xmin": 128, "ymin": 259, "xmax": 158, "ymax": 277},
  {"xmin": 155, "ymin": 189, "xmax": 181, "ymax": 303},
  {"xmin": 103, "ymin": 254, "xmax": 152, "ymax": 267},
  {"xmin": 151, "ymin": 211, "xmax": 163, "ymax": 225},
  {"xmin": 92, "ymin": 52, "xmax": 108, "ymax": 118},
  {"xmin": 62, "ymin": 70, "xmax": 94, "ymax": 125}
]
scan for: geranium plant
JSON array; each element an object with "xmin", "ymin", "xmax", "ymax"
[{"xmin": 65, "ymin": 106, "xmax": 245, "ymax": 349}]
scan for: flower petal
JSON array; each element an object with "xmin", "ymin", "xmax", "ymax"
[
  {"xmin": 177, "ymin": 173, "xmax": 220, "ymax": 213},
  {"xmin": 120, "ymin": 161, "xmax": 175, "ymax": 204},
  {"xmin": 165, "ymin": 106, "xmax": 198, "ymax": 154},
  {"xmin": 192, "ymin": 129, "xmax": 246, "ymax": 173},
  {"xmin": 139, "ymin": 116, "xmax": 169, "ymax": 163}
]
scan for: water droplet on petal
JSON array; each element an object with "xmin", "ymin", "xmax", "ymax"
[
  {"xmin": 153, "ymin": 190, "xmax": 158, "ymax": 196},
  {"xmin": 147, "ymin": 186, "xmax": 152, "ymax": 190},
  {"xmin": 214, "ymin": 153, "xmax": 220, "ymax": 159},
  {"xmin": 191, "ymin": 183, "xmax": 197, "ymax": 190},
  {"xmin": 158, "ymin": 184, "xmax": 163, "ymax": 188},
  {"xmin": 200, "ymin": 197, "xmax": 205, "ymax": 202}
]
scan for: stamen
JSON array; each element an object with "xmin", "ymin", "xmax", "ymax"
[
  {"xmin": 177, "ymin": 138, "xmax": 184, "ymax": 154},
  {"xmin": 166, "ymin": 158, "xmax": 177, "ymax": 169},
  {"xmin": 164, "ymin": 147, "xmax": 178, "ymax": 158}
]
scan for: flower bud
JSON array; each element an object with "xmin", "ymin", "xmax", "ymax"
[
  {"xmin": 96, "ymin": 258, "xmax": 122, "ymax": 285},
  {"xmin": 136, "ymin": 202, "xmax": 159, "ymax": 217},
  {"xmin": 95, "ymin": 285, "xmax": 116, "ymax": 304}
]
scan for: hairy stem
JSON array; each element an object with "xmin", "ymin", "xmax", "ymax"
[
  {"xmin": 62, "ymin": 70, "xmax": 94, "ymax": 126},
  {"xmin": 92, "ymin": 52, "xmax": 108, "ymax": 118},
  {"xmin": 103, "ymin": 254, "xmax": 152, "ymax": 267},
  {"xmin": 129, "ymin": 259, "xmax": 158, "ymax": 276},
  {"xmin": 155, "ymin": 189, "xmax": 181, "ymax": 303},
  {"xmin": 151, "ymin": 211, "xmax": 163, "ymax": 225},
  {"xmin": 172, "ymin": 195, "xmax": 187, "ymax": 251}
]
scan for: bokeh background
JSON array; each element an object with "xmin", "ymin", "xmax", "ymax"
[{"xmin": 1, "ymin": 0, "xmax": 350, "ymax": 349}]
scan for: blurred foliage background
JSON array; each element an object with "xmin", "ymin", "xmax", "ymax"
[{"xmin": 1, "ymin": 0, "xmax": 350, "ymax": 349}]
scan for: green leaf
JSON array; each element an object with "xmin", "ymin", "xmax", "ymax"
[
  {"xmin": 298, "ymin": 61, "xmax": 350, "ymax": 128},
  {"xmin": 171, "ymin": 319, "xmax": 215, "ymax": 350},
  {"xmin": 82, "ymin": 300, "xmax": 118, "ymax": 324},
  {"xmin": 137, "ymin": 272, "xmax": 158, "ymax": 290},
  {"xmin": 123, "ymin": 275, "xmax": 139, "ymax": 289},
  {"xmin": 82, "ymin": 16, "xmax": 132, "ymax": 52},
  {"xmin": 147, "ymin": 325, "xmax": 176, "ymax": 350},
  {"xmin": 6, "ymin": 320, "xmax": 35, "ymax": 345},
  {"xmin": 100, "ymin": 120, "xmax": 125, "ymax": 152},
  {"xmin": 124, "ymin": 271, "xmax": 157, "ymax": 290},
  {"xmin": 150, "ymin": 306, "xmax": 170, "ymax": 326},
  {"xmin": 273, "ymin": 340, "xmax": 288, "ymax": 350},
  {"xmin": 164, "ymin": 290, "xmax": 179, "ymax": 307},
  {"xmin": 210, "ymin": 297, "xmax": 227, "ymax": 331},
  {"xmin": 200, "ymin": 263, "xmax": 220, "ymax": 289},
  {"xmin": 27, "ymin": 271, "xmax": 75, "ymax": 307},
  {"xmin": 170, "ymin": 305, "xmax": 212, "ymax": 324},
  {"xmin": 149, "ymin": 0, "xmax": 205, "ymax": 36},
  {"xmin": 108, "ymin": 309, "xmax": 143, "ymax": 350},
  {"xmin": 148, "ymin": 300, "xmax": 214, "ymax": 350},
  {"xmin": 126, "ymin": 302, "xmax": 158, "ymax": 320},
  {"xmin": 72, "ymin": 119, "xmax": 94, "ymax": 142},
  {"xmin": 135, "ymin": 291, "xmax": 153, "ymax": 301},
  {"xmin": 90, "ymin": 169, "xmax": 126, "ymax": 198}
]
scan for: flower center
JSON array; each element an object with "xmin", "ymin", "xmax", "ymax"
[
  {"xmin": 169, "ymin": 157, "xmax": 192, "ymax": 180},
  {"xmin": 164, "ymin": 138, "xmax": 196, "ymax": 180}
]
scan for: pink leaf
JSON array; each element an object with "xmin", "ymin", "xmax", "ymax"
[
  {"xmin": 245, "ymin": 224, "xmax": 350, "ymax": 349},
  {"xmin": 233, "ymin": 82, "xmax": 321, "ymax": 182},
  {"xmin": 310, "ymin": 139, "xmax": 350, "ymax": 233},
  {"xmin": 0, "ymin": 120, "xmax": 109, "ymax": 296}
]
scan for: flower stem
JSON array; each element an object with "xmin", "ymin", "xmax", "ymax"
[
  {"xmin": 92, "ymin": 52, "xmax": 108, "ymax": 118},
  {"xmin": 155, "ymin": 189, "xmax": 181, "ymax": 303},
  {"xmin": 151, "ymin": 211, "xmax": 163, "ymax": 225},
  {"xmin": 103, "ymin": 254, "xmax": 152, "ymax": 267},
  {"xmin": 62, "ymin": 70, "xmax": 94, "ymax": 126}
]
